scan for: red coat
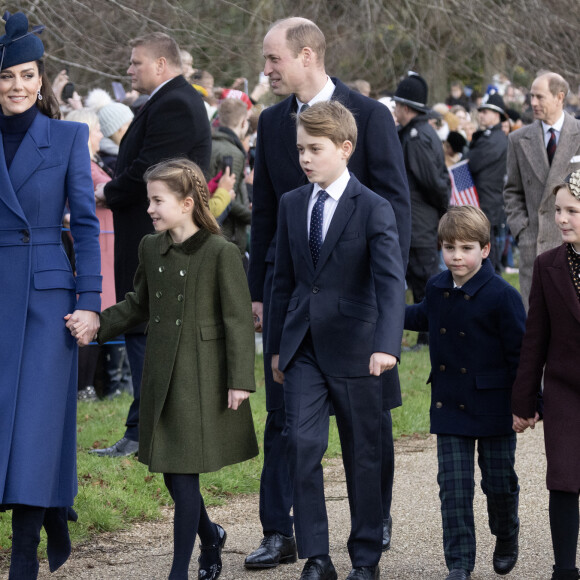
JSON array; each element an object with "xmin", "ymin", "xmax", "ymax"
[{"xmin": 512, "ymin": 244, "xmax": 580, "ymax": 492}]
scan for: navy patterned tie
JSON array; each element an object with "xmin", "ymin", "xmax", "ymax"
[
  {"xmin": 547, "ymin": 128, "xmax": 557, "ymax": 165},
  {"xmin": 309, "ymin": 190, "xmax": 329, "ymax": 268},
  {"xmin": 299, "ymin": 103, "xmax": 310, "ymax": 114}
]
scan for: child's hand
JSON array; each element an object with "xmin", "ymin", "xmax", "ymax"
[
  {"xmin": 271, "ymin": 354, "xmax": 284, "ymax": 384},
  {"xmin": 369, "ymin": 352, "xmax": 397, "ymax": 376},
  {"xmin": 228, "ymin": 389, "xmax": 250, "ymax": 410},
  {"xmin": 512, "ymin": 413, "xmax": 539, "ymax": 433},
  {"xmin": 64, "ymin": 311, "xmax": 100, "ymax": 347},
  {"xmin": 218, "ymin": 166, "xmax": 236, "ymax": 193}
]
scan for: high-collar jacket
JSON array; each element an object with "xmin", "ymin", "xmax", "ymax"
[{"xmin": 405, "ymin": 259, "xmax": 526, "ymax": 437}]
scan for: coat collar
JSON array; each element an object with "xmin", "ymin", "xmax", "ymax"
[
  {"xmin": 0, "ymin": 110, "xmax": 49, "ymax": 223},
  {"xmin": 159, "ymin": 228, "xmax": 212, "ymax": 255},
  {"xmin": 546, "ymin": 243, "xmax": 580, "ymax": 325},
  {"xmin": 433, "ymin": 257, "xmax": 495, "ymax": 296}
]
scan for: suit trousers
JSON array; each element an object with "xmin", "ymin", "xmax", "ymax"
[
  {"xmin": 284, "ymin": 333, "xmax": 383, "ymax": 567},
  {"xmin": 123, "ymin": 332, "xmax": 147, "ymax": 442},
  {"xmin": 437, "ymin": 433, "xmax": 519, "ymax": 572}
]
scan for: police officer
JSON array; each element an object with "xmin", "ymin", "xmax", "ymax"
[
  {"xmin": 394, "ymin": 72, "xmax": 450, "ymax": 348},
  {"xmin": 466, "ymin": 92, "xmax": 509, "ymax": 273}
]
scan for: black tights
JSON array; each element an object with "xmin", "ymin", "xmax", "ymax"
[
  {"xmin": 550, "ymin": 490, "xmax": 579, "ymax": 570},
  {"xmin": 163, "ymin": 473, "xmax": 218, "ymax": 579}
]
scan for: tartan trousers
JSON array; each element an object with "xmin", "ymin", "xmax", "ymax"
[{"xmin": 437, "ymin": 433, "xmax": 519, "ymax": 572}]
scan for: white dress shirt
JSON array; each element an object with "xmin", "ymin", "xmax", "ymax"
[
  {"xmin": 542, "ymin": 112, "xmax": 565, "ymax": 147},
  {"xmin": 296, "ymin": 77, "xmax": 336, "ymax": 111}
]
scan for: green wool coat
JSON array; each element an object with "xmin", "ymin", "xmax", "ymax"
[{"xmin": 98, "ymin": 229, "xmax": 258, "ymax": 473}]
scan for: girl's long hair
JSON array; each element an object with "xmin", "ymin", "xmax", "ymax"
[{"xmin": 144, "ymin": 158, "xmax": 221, "ymax": 235}]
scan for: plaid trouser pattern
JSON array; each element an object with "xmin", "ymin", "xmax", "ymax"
[{"xmin": 437, "ymin": 433, "xmax": 519, "ymax": 571}]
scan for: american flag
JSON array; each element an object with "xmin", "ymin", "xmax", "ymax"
[{"xmin": 448, "ymin": 160, "xmax": 480, "ymax": 207}]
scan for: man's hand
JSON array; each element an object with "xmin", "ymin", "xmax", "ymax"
[
  {"xmin": 271, "ymin": 354, "xmax": 284, "ymax": 384},
  {"xmin": 252, "ymin": 301, "xmax": 263, "ymax": 332},
  {"xmin": 228, "ymin": 389, "xmax": 250, "ymax": 410},
  {"xmin": 369, "ymin": 352, "xmax": 397, "ymax": 376},
  {"xmin": 512, "ymin": 413, "xmax": 540, "ymax": 433}
]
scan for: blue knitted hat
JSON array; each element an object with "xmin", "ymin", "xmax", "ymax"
[{"xmin": 0, "ymin": 12, "xmax": 45, "ymax": 71}]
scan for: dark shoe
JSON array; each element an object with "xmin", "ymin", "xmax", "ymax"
[
  {"xmin": 198, "ymin": 524, "xmax": 226, "ymax": 580},
  {"xmin": 445, "ymin": 570, "xmax": 470, "ymax": 580},
  {"xmin": 300, "ymin": 557, "xmax": 337, "ymax": 580},
  {"xmin": 382, "ymin": 515, "xmax": 392, "ymax": 551},
  {"xmin": 552, "ymin": 566, "xmax": 580, "ymax": 580},
  {"xmin": 493, "ymin": 531, "xmax": 518, "ymax": 575},
  {"xmin": 43, "ymin": 507, "xmax": 72, "ymax": 572},
  {"xmin": 88, "ymin": 436, "xmax": 138, "ymax": 457},
  {"xmin": 346, "ymin": 565, "xmax": 380, "ymax": 579},
  {"xmin": 244, "ymin": 532, "xmax": 297, "ymax": 569}
]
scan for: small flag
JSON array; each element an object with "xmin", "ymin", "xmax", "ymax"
[{"xmin": 448, "ymin": 160, "xmax": 479, "ymax": 207}]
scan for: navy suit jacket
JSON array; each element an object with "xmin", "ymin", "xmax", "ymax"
[
  {"xmin": 268, "ymin": 175, "xmax": 405, "ymax": 387},
  {"xmin": 248, "ymin": 77, "xmax": 410, "ymax": 303}
]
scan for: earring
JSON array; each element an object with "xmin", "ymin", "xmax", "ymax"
[{"xmin": 37, "ymin": 90, "xmax": 43, "ymax": 101}]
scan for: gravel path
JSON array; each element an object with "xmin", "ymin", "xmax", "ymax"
[{"xmin": 32, "ymin": 424, "xmax": 549, "ymax": 579}]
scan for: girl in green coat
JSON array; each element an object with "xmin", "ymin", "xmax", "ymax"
[{"xmin": 69, "ymin": 158, "xmax": 258, "ymax": 580}]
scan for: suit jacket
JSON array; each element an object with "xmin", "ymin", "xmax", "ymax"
[
  {"xmin": 405, "ymin": 259, "xmax": 526, "ymax": 437},
  {"xmin": 268, "ymin": 176, "xmax": 405, "ymax": 396},
  {"xmin": 104, "ymin": 75, "xmax": 211, "ymax": 302},
  {"xmin": 512, "ymin": 244, "xmax": 580, "ymax": 491},
  {"xmin": 503, "ymin": 111, "xmax": 580, "ymax": 306},
  {"xmin": 0, "ymin": 113, "xmax": 101, "ymax": 507},
  {"xmin": 248, "ymin": 77, "xmax": 410, "ymax": 303}
]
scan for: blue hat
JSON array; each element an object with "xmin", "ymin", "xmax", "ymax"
[{"xmin": 0, "ymin": 12, "xmax": 45, "ymax": 71}]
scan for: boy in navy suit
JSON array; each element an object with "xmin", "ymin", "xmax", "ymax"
[
  {"xmin": 268, "ymin": 101, "xmax": 405, "ymax": 580},
  {"xmin": 405, "ymin": 206, "xmax": 526, "ymax": 580}
]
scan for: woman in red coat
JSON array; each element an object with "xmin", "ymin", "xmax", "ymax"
[{"xmin": 512, "ymin": 170, "xmax": 580, "ymax": 580}]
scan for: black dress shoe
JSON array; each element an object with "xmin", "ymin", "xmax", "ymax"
[
  {"xmin": 445, "ymin": 570, "xmax": 470, "ymax": 580},
  {"xmin": 244, "ymin": 532, "xmax": 297, "ymax": 568},
  {"xmin": 88, "ymin": 436, "xmax": 138, "ymax": 457},
  {"xmin": 382, "ymin": 515, "xmax": 392, "ymax": 551},
  {"xmin": 198, "ymin": 524, "xmax": 226, "ymax": 580},
  {"xmin": 346, "ymin": 565, "xmax": 380, "ymax": 579},
  {"xmin": 300, "ymin": 557, "xmax": 337, "ymax": 580},
  {"xmin": 493, "ymin": 531, "xmax": 518, "ymax": 575}
]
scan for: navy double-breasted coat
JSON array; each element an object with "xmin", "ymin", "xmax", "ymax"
[{"xmin": 0, "ymin": 112, "xmax": 102, "ymax": 508}]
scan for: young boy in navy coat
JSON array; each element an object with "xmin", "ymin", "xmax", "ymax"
[
  {"xmin": 268, "ymin": 101, "xmax": 405, "ymax": 580},
  {"xmin": 405, "ymin": 206, "xmax": 526, "ymax": 580}
]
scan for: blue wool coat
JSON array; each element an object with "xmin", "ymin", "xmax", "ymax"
[
  {"xmin": 405, "ymin": 259, "xmax": 526, "ymax": 437},
  {"xmin": 0, "ymin": 112, "xmax": 101, "ymax": 508}
]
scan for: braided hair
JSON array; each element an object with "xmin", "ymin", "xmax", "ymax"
[{"xmin": 144, "ymin": 158, "xmax": 221, "ymax": 235}]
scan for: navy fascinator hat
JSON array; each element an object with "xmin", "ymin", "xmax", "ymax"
[{"xmin": 0, "ymin": 12, "xmax": 45, "ymax": 72}]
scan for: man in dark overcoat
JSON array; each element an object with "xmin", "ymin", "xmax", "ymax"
[
  {"xmin": 246, "ymin": 16, "xmax": 410, "ymax": 569},
  {"xmin": 93, "ymin": 32, "xmax": 211, "ymax": 456}
]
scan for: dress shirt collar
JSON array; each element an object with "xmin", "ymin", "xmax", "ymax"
[
  {"xmin": 542, "ymin": 112, "xmax": 565, "ymax": 135},
  {"xmin": 296, "ymin": 76, "xmax": 336, "ymax": 110},
  {"xmin": 311, "ymin": 168, "xmax": 351, "ymax": 202},
  {"xmin": 149, "ymin": 77, "xmax": 174, "ymax": 99}
]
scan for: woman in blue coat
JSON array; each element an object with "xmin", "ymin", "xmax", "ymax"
[{"xmin": 0, "ymin": 12, "xmax": 101, "ymax": 578}]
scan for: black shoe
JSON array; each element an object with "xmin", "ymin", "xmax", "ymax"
[
  {"xmin": 300, "ymin": 557, "xmax": 337, "ymax": 580},
  {"xmin": 88, "ymin": 436, "xmax": 138, "ymax": 457},
  {"xmin": 552, "ymin": 566, "xmax": 580, "ymax": 579},
  {"xmin": 198, "ymin": 524, "xmax": 226, "ymax": 580},
  {"xmin": 382, "ymin": 515, "xmax": 392, "ymax": 551},
  {"xmin": 244, "ymin": 532, "xmax": 297, "ymax": 569},
  {"xmin": 493, "ymin": 531, "xmax": 519, "ymax": 575},
  {"xmin": 445, "ymin": 570, "xmax": 470, "ymax": 580},
  {"xmin": 346, "ymin": 565, "xmax": 380, "ymax": 579}
]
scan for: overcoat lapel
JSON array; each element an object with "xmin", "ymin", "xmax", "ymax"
[
  {"xmin": 315, "ymin": 178, "xmax": 357, "ymax": 273},
  {"xmin": 280, "ymin": 98, "xmax": 303, "ymax": 176},
  {"xmin": 547, "ymin": 245, "xmax": 580, "ymax": 325},
  {"xmin": 9, "ymin": 112, "xmax": 49, "ymax": 196},
  {"xmin": 549, "ymin": 113, "xmax": 580, "ymax": 182},
  {"xmin": 520, "ymin": 121, "xmax": 549, "ymax": 184}
]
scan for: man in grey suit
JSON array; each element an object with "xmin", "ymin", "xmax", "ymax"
[{"xmin": 504, "ymin": 71, "xmax": 580, "ymax": 309}]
